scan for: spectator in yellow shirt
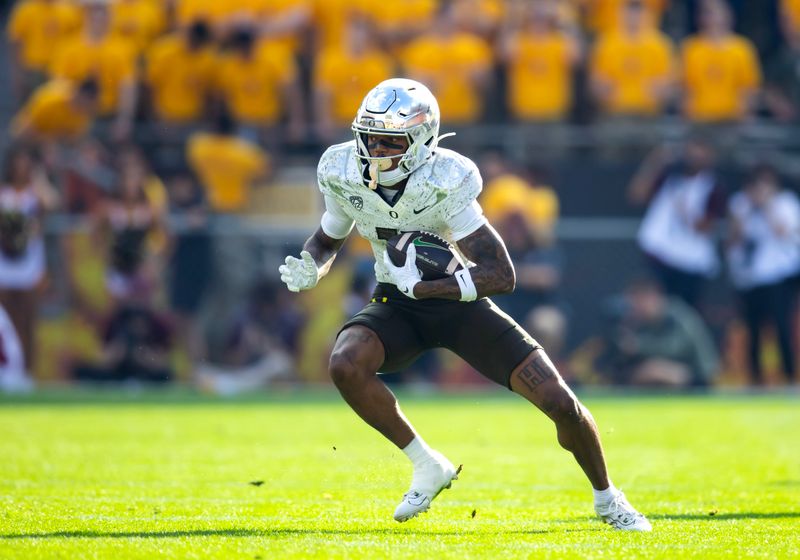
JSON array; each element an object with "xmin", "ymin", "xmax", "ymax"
[
  {"xmin": 145, "ymin": 21, "xmax": 216, "ymax": 124},
  {"xmin": 590, "ymin": 0, "xmax": 675, "ymax": 117},
  {"xmin": 480, "ymin": 152, "xmax": 565, "ymax": 345},
  {"xmin": 12, "ymin": 79, "xmax": 99, "ymax": 142},
  {"xmin": 313, "ymin": 16, "xmax": 395, "ymax": 141},
  {"xmin": 49, "ymin": 1, "xmax": 138, "ymax": 140},
  {"xmin": 187, "ymin": 109, "xmax": 270, "ymax": 214},
  {"xmin": 310, "ymin": 0, "xmax": 370, "ymax": 51},
  {"xmin": 481, "ymin": 151, "xmax": 560, "ymax": 235},
  {"xmin": 214, "ymin": 25, "xmax": 305, "ymax": 142},
  {"xmin": 402, "ymin": 4, "xmax": 493, "ymax": 125},
  {"xmin": 110, "ymin": 0, "xmax": 166, "ymax": 55},
  {"xmin": 500, "ymin": 1, "xmax": 579, "ymax": 121},
  {"xmin": 7, "ymin": 0, "xmax": 83, "ymax": 100},
  {"xmin": 682, "ymin": 3, "xmax": 762, "ymax": 122}
]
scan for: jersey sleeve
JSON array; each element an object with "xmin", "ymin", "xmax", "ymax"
[
  {"xmin": 449, "ymin": 200, "xmax": 488, "ymax": 241},
  {"xmin": 442, "ymin": 161, "xmax": 483, "ymax": 221},
  {"xmin": 320, "ymin": 194, "xmax": 354, "ymax": 239}
]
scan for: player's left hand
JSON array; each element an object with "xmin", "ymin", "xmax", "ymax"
[{"xmin": 383, "ymin": 243, "xmax": 421, "ymax": 299}]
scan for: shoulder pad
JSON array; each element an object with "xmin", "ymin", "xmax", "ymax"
[
  {"xmin": 317, "ymin": 140, "xmax": 357, "ymax": 195},
  {"xmin": 423, "ymin": 148, "xmax": 482, "ymax": 218},
  {"xmin": 426, "ymin": 148, "xmax": 482, "ymax": 197}
]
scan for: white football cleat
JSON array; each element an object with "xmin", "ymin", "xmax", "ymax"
[
  {"xmin": 595, "ymin": 491, "xmax": 652, "ymax": 531},
  {"xmin": 393, "ymin": 453, "xmax": 461, "ymax": 522}
]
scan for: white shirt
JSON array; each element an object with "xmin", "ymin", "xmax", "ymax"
[
  {"xmin": 727, "ymin": 190, "xmax": 800, "ymax": 289},
  {"xmin": 317, "ymin": 141, "xmax": 488, "ymax": 284},
  {"xmin": 637, "ymin": 171, "xmax": 721, "ymax": 276},
  {"xmin": 0, "ymin": 185, "xmax": 46, "ymax": 289},
  {"xmin": 0, "ymin": 304, "xmax": 25, "ymax": 380}
]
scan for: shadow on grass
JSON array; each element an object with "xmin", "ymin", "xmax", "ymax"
[
  {"xmin": 650, "ymin": 512, "xmax": 800, "ymax": 521},
  {"xmin": 1, "ymin": 527, "xmax": 553, "ymax": 540}
]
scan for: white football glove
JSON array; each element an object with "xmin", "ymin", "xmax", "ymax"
[
  {"xmin": 383, "ymin": 243, "xmax": 421, "ymax": 299},
  {"xmin": 279, "ymin": 250, "xmax": 319, "ymax": 292}
]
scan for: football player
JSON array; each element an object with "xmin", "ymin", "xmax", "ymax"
[{"xmin": 280, "ymin": 78, "xmax": 651, "ymax": 531}]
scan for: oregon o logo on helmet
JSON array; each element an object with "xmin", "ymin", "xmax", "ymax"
[{"xmin": 349, "ymin": 196, "xmax": 363, "ymax": 210}]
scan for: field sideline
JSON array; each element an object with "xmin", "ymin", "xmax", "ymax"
[{"xmin": 1, "ymin": 390, "xmax": 798, "ymax": 559}]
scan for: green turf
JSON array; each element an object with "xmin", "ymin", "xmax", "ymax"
[{"xmin": 0, "ymin": 391, "xmax": 798, "ymax": 559}]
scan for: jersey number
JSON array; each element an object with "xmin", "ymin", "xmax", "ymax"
[{"xmin": 375, "ymin": 227, "xmax": 399, "ymax": 241}]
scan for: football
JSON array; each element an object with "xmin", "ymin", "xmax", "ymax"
[{"xmin": 386, "ymin": 231, "xmax": 463, "ymax": 281}]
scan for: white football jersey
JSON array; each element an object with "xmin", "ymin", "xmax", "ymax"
[{"xmin": 317, "ymin": 140, "xmax": 486, "ymax": 284}]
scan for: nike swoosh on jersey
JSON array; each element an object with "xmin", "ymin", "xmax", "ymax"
[{"xmin": 413, "ymin": 205, "xmax": 432, "ymax": 215}]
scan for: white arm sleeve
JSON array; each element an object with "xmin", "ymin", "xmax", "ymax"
[
  {"xmin": 449, "ymin": 200, "xmax": 488, "ymax": 241},
  {"xmin": 320, "ymin": 195, "xmax": 355, "ymax": 239}
]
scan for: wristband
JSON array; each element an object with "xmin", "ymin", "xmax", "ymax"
[{"xmin": 454, "ymin": 268, "xmax": 477, "ymax": 302}]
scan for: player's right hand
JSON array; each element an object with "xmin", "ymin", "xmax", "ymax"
[{"xmin": 279, "ymin": 250, "xmax": 319, "ymax": 292}]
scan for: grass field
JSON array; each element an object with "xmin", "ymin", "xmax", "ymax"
[{"xmin": 0, "ymin": 390, "xmax": 798, "ymax": 559}]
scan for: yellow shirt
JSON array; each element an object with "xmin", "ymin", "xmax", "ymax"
[
  {"xmin": 111, "ymin": 0, "xmax": 166, "ymax": 54},
  {"xmin": 215, "ymin": 40, "xmax": 298, "ymax": 125},
  {"xmin": 592, "ymin": 29, "xmax": 674, "ymax": 115},
  {"xmin": 8, "ymin": 0, "xmax": 83, "ymax": 71},
  {"xmin": 682, "ymin": 34, "xmax": 761, "ymax": 122},
  {"xmin": 403, "ymin": 33, "xmax": 493, "ymax": 124},
  {"xmin": 50, "ymin": 35, "xmax": 137, "ymax": 116},
  {"xmin": 374, "ymin": 0, "xmax": 437, "ymax": 38},
  {"xmin": 584, "ymin": 0, "xmax": 667, "ymax": 34},
  {"xmin": 482, "ymin": 174, "xmax": 559, "ymax": 229},
  {"xmin": 187, "ymin": 133, "xmax": 269, "ymax": 213},
  {"xmin": 13, "ymin": 80, "xmax": 91, "ymax": 140},
  {"xmin": 314, "ymin": 46, "xmax": 395, "ymax": 125},
  {"xmin": 507, "ymin": 32, "xmax": 574, "ymax": 120},
  {"xmin": 312, "ymin": 0, "xmax": 371, "ymax": 50},
  {"xmin": 146, "ymin": 34, "xmax": 216, "ymax": 122}
]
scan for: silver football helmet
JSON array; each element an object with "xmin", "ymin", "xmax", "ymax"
[{"xmin": 351, "ymin": 78, "xmax": 442, "ymax": 189}]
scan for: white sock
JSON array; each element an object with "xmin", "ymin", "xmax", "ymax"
[
  {"xmin": 592, "ymin": 482, "xmax": 619, "ymax": 505},
  {"xmin": 402, "ymin": 436, "xmax": 437, "ymax": 469}
]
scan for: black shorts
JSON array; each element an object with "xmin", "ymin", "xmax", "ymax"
[{"xmin": 339, "ymin": 283, "xmax": 541, "ymax": 389}]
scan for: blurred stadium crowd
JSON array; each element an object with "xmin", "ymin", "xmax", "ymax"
[
  {"xmin": 9, "ymin": 0, "xmax": 800, "ymax": 139},
  {"xmin": 1, "ymin": 0, "xmax": 800, "ymax": 393}
]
